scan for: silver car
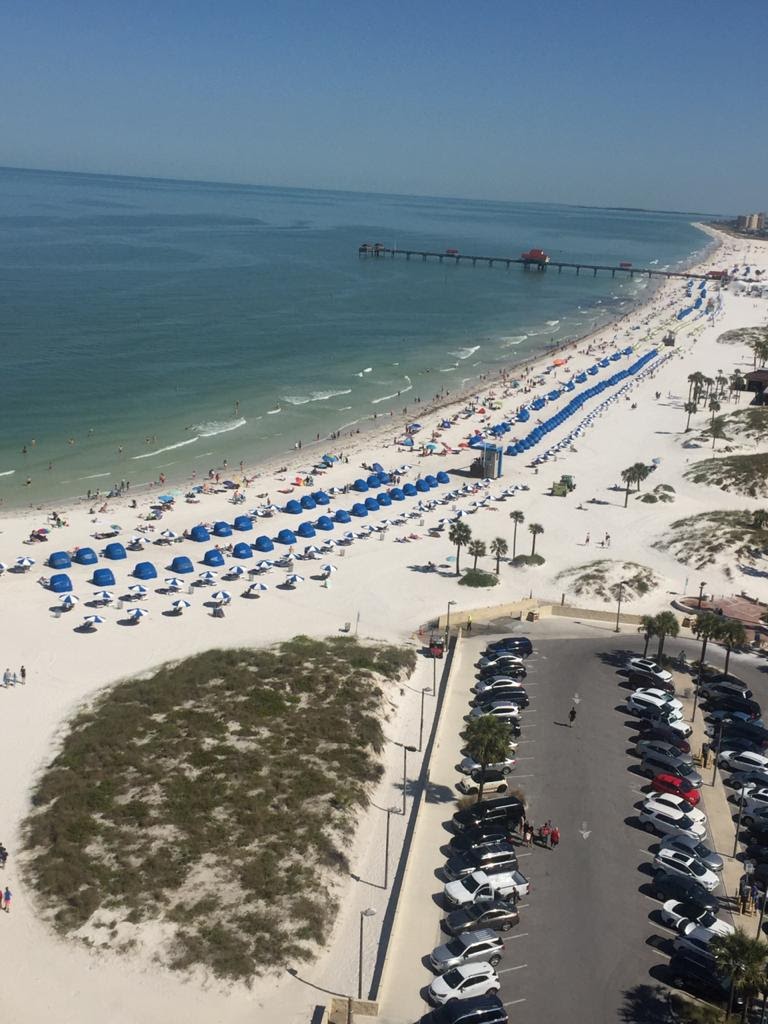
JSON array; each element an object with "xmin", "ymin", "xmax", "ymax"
[
  {"xmin": 429, "ymin": 928, "xmax": 504, "ymax": 973},
  {"xmin": 659, "ymin": 834, "xmax": 724, "ymax": 872}
]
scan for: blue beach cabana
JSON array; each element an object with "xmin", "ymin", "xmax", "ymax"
[
  {"xmin": 213, "ymin": 521, "xmax": 232, "ymax": 538},
  {"xmin": 297, "ymin": 522, "xmax": 316, "ymax": 539},
  {"xmin": 133, "ymin": 561, "xmax": 158, "ymax": 581},
  {"xmin": 376, "ymin": 492, "xmax": 392, "ymax": 507},
  {"xmin": 232, "ymin": 542, "xmax": 253, "ymax": 559},
  {"xmin": 284, "ymin": 499, "xmax": 302, "ymax": 515},
  {"xmin": 351, "ymin": 503, "xmax": 368, "ymax": 517},
  {"xmin": 74, "ymin": 547, "xmax": 98, "ymax": 565},
  {"xmin": 313, "ymin": 491, "xmax": 330, "ymax": 506},
  {"xmin": 389, "ymin": 487, "xmax": 404, "ymax": 501},
  {"xmin": 254, "ymin": 535, "xmax": 275, "ymax": 553},
  {"xmin": 190, "ymin": 525, "xmax": 210, "ymax": 543},
  {"xmin": 50, "ymin": 573, "xmax": 73, "ymax": 593},
  {"xmin": 300, "ymin": 495, "xmax": 317, "ymax": 511},
  {"xmin": 170, "ymin": 555, "xmax": 194, "ymax": 574},
  {"xmin": 436, "ymin": 471, "xmax": 450, "ymax": 484},
  {"xmin": 233, "ymin": 515, "xmax": 253, "ymax": 532},
  {"xmin": 92, "ymin": 568, "xmax": 116, "ymax": 587},
  {"xmin": 203, "ymin": 549, "xmax": 226, "ymax": 567},
  {"xmin": 315, "ymin": 515, "xmax": 334, "ymax": 531},
  {"xmin": 48, "ymin": 551, "xmax": 71, "ymax": 570},
  {"xmin": 403, "ymin": 483, "xmax": 418, "ymax": 497},
  {"xmin": 277, "ymin": 528, "xmax": 297, "ymax": 545},
  {"xmin": 364, "ymin": 497, "xmax": 379, "ymax": 512},
  {"xmin": 334, "ymin": 509, "xmax": 351, "ymax": 524},
  {"xmin": 104, "ymin": 542, "xmax": 126, "ymax": 560}
]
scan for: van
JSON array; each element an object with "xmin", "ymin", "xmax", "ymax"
[{"xmin": 453, "ymin": 796, "xmax": 524, "ymax": 833}]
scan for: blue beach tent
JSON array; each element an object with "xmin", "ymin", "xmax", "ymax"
[
  {"xmin": 402, "ymin": 483, "xmax": 418, "ymax": 497},
  {"xmin": 232, "ymin": 542, "xmax": 253, "ymax": 559},
  {"xmin": 170, "ymin": 555, "xmax": 194, "ymax": 574},
  {"xmin": 48, "ymin": 551, "xmax": 71, "ymax": 570},
  {"xmin": 74, "ymin": 547, "xmax": 98, "ymax": 566},
  {"xmin": 416, "ymin": 479, "xmax": 429, "ymax": 493},
  {"xmin": 277, "ymin": 528, "xmax": 297, "ymax": 545},
  {"xmin": 233, "ymin": 515, "xmax": 253, "ymax": 532},
  {"xmin": 367, "ymin": 474, "xmax": 381, "ymax": 488},
  {"xmin": 254, "ymin": 535, "xmax": 275, "ymax": 553},
  {"xmin": 376, "ymin": 492, "xmax": 392, "ymax": 507},
  {"xmin": 364, "ymin": 497, "xmax": 379, "ymax": 511},
  {"xmin": 104, "ymin": 542, "xmax": 126, "ymax": 560},
  {"xmin": 351, "ymin": 503, "xmax": 368, "ymax": 517},
  {"xmin": 353, "ymin": 479, "xmax": 369, "ymax": 492},
  {"xmin": 92, "ymin": 568, "xmax": 116, "ymax": 587},
  {"xmin": 300, "ymin": 495, "xmax": 317, "ymax": 511},
  {"xmin": 213, "ymin": 521, "xmax": 232, "ymax": 538},
  {"xmin": 133, "ymin": 561, "xmax": 158, "ymax": 581},
  {"xmin": 315, "ymin": 515, "xmax": 334, "ymax": 531},
  {"xmin": 50, "ymin": 573, "xmax": 73, "ymax": 593},
  {"xmin": 436, "ymin": 471, "xmax": 450, "ymax": 484},
  {"xmin": 297, "ymin": 522, "xmax": 316, "ymax": 539},
  {"xmin": 313, "ymin": 491, "xmax": 330, "ymax": 505},
  {"xmin": 284, "ymin": 499, "xmax": 302, "ymax": 515},
  {"xmin": 203, "ymin": 549, "xmax": 225, "ymax": 567},
  {"xmin": 424, "ymin": 475, "xmax": 438, "ymax": 488},
  {"xmin": 190, "ymin": 525, "xmax": 210, "ymax": 543},
  {"xmin": 334, "ymin": 509, "xmax": 351, "ymax": 523},
  {"xmin": 389, "ymin": 487, "xmax": 404, "ymax": 501}
]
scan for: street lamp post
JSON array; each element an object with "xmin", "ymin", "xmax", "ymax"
[
  {"xmin": 446, "ymin": 600, "xmax": 456, "ymax": 642},
  {"xmin": 734, "ymin": 792, "xmax": 746, "ymax": 858},
  {"xmin": 419, "ymin": 686, "xmax": 430, "ymax": 752},
  {"xmin": 383, "ymin": 807, "xmax": 394, "ymax": 889},
  {"xmin": 358, "ymin": 908, "xmax": 376, "ymax": 1000},
  {"xmin": 697, "ymin": 581, "xmax": 707, "ymax": 609},
  {"xmin": 712, "ymin": 721, "xmax": 724, "ymax": 788},
  {"xmin": 403, "ymin": 745, "xmax": 415, "ymax": 815},
  {"xmin": 432, "ymin": 655, "xmax": 437, "ymax": 697},
  {"xmin": 614, "ymin": 579, "xmax": 628, "ymax": 633}
]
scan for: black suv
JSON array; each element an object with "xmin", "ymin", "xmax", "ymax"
[
  {"xmin": 485, "ymin": 637, "xmax": 533, "ymax": 658},
  {"xmin": 668, "ymin": 951, "xmax": 743, "ymax": 1009},
  {"xmin": 649, "ymin": 870, "xmax": 719, "ymax": 910},
  {"xmin": 453, "ymin": 795, "xmax": 524, "ymax": 833},
  {"xmin": 445, "ymin": 842, "xmax": 519, "ymax": 881},
  {"xmin": 432, "ymin": 994, "xmax": 508, "ymax": 1024}
]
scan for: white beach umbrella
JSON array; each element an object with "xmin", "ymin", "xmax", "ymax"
[
  {"xmin": 128, "ymin": 607, "xmax": 149, "ymax": 621},
  {"xmin": 211, "ymin": 590, "xmax": 232, "ymax": 604},
  {"xmin": 128, "ymin": 584, "xmax": 148, "ymax": 597},
  {"xmin": 93, "ymin": 590, "xmax": 114, "ymax": 603},
  {"xmin": 342, "ymin": 531, "xmax": 355, "ymax": 542},
  {"xmin": 320, "ymin": 564, "xmax": 337, "ymax": 575},
  {"xmin": 82, "ymin": 614, "xmax": 105, "ymax": 627},
  {"xmin": 226, "ymin": 565, "xmax": 246, "ymax": 578},
  {"xmin": 164, "ymin": 577, "xmax": 184, "ymax": 590},
  {"xmin": 61, "ymin": 593, "xmax": 79, "ymax": 607},
  {"xmin": 16, "ymin": 556, "xmax": 35, "ymax": 569},
  {"xmin": 198, "ymin": 570, "xmax": 217, "ymax": 584},
  {"xmin": 304, "ymin": 544, "xmax": 321, "ymax": 555},
  {"xmin": 128, "ymin": 535, "xmax": 146, "ymax": 547},
  {"xmin": 0, "ymin": 562, "xmax": 8, "ymax": 573},
  {"xmin": 285, "ymin": 574, "xmax": 304, "ymax": 586},
  {"xmin": 246, "ymin": 581, "xmax": 268, "ymax": 595},
  {"xmin": 171, "ymin": 599, "xmax": 191, "ymax": 612},
  {"xmin": 255, "ymin": 559, "xmax": 274, "ymax": 571},
  {"xmin": 159, "ymin": 529, "xmax": 178, "ymax": 541}
]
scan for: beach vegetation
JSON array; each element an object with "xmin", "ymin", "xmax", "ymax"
[
  {"xmin": 459, "ymin": 569, "xmax": 498, "ymax": 588},
  {"xmin": 685, "ymin": 453, "xmax": 768, "ymax": 498},
  {"xmin": 655, "ymin": 508, "xmax": 768, "ymax": 574},
  {"xmin": 621, "ymin": 462, "xmax": 653, "ymax": 506},
  {"xmin": 709, "ymin": 927, "xmax": 767, "ymax": 1019},
  {"xmin": 528, "ymin": 522, "xmax": 544, "ymax": 556},
  {"xmin": 509, "ymin": 510, "xmax": 525, "ymax": 559},
  {"xmin": 692, "ymin": 612, "xmax": 725, "ymax": 671},
  {"xmin": 510, "ymin": 554, "xmax": 545, "ymax": 568},
  {"xmin": 489, "ymin": 537, "xmax": 508, "ymax": 575},
  {"xmin": 467, "ymin": 539, "xmax": 487, "ymax": 571},
  {"xmin": 22, "ymin": 636, "xmax": 416, "ymax": 982},
  {"xmin": 556, "ymin": 560, "xmax": 659, "ymax": 604},
  {"xmin": 684, "ymin": 401, "xmax": 698, "ymax": 432},
  {"xmin": 462, "ymin": 717, "xmax": 514, "ymax": 802},
  {"xmin": 717, "ymin": 326, "xmax": 765, "ymax": 349},
  {"xmin": 720, "ymin": 620, "xmax": 748, "ymax": 674},
  {"xmin": 639, "ymin": 615, "xmax": 658, "ymax": 658},
  {"xmin": 653, "ymin": 611, "xmax": 680, "ymax": 661},
  {"xmin": 449, "ymin": 521, "xmax": 472, "ymax": 577}
]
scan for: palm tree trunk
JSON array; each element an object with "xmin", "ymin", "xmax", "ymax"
[
  {"xmin": 531, "ymin": 535, "xmax": 537, "ymax": 556},
  {"xmin": 624, "ymin": 482, "xmax": 631, "ymax": 508},
  {"xmin": 477, "ymin": 768, "xmax": 486, "ymax": 805},
  {"xmin": 686, "ymin": 408, "xmax": 693, "ymax": 431},
  {"xmin": 725, "ymin": 645, "xmax": 732, "ymax": 674},
  {"xmin": 473, "ymin": 554, "xmax": 479, "ymax": 570},
  {"xmin": 643, "ymin": 633, "xmax": 650, "ymax": 657},
  {"xmin": 495, "ymin": 555, "xmax": 501, "ymax": 575},
  {"xmin": 455, "ymin": 544, "xmax": 461, "ymax": 576},
  {"xmin": 700, "ymin": 636, "xmax": 708, "ymax": 673},
  {"xmin": 657, "ymin": 633, "xmax": 666, "ymax": 661},
  {"xmin": 512, "ymin": 523, "xmax": 518, "ymax": 559}
]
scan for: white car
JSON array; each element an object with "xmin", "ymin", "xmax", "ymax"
[
  {"xmin": 653, "ymin": 848, "xmax": 719, "ymax": 892},
  {"xmin": 661, "ymin": 899, "xmax": 734, "ymax": 936},
  {"xmin": 626, "ymin": 689, "xmax": 684, "ymax": 722},
  {"xmin": 648, "ymin": 794, "xmax": 707, "ymax": 828},
  {"xmin": 637, "ymin": 802, "xmax": 706, "ymax": 841},
  {"xmin": 659, "ymin": 835, "xmax": 724, "ymax": 872},
  {"xmin": 428, "ymin": 961, "xmax": 500, "ymax": 1005},
  {"xmin": 718, "ymin": 750, "xmax": 768, "ymax": 773},
  {"xmin": 459, "ymin": 754, "xmax": 517, "ymax": 775},
  {"xmin": 473, "ymin": 678, "xmax": 526, "ymax": 697},
  {"xmin": 469, "ymin": 701, "xmax": 521, "ymax": 722},
  {"xmin": 674, "ymin": 925, "xmax": 721, "ymax": 959},
  {"xmin": 628, "ymin": 657, "xmax": 673, "ymax": 686}
]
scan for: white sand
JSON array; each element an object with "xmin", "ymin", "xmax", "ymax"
[{"xmin": 0, "ymin": 226, "xmax": 767, "ymax": 1022}]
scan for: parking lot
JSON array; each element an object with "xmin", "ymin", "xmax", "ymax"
[{"xmin": 404, "ymin": 621, "xmax": 768, "ymax": 1023}]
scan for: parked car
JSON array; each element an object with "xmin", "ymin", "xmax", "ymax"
[
  {"xmin": 659, "ymin": 834, "xmax": 723, "ymax": 872},
  {"xmin": 635, "ymin": 738, "xmax": 689, "ymax": 761},
  {"xmin": 429, "ymin": 929, "xmax": 505, "ymax": 972},
  {"xmin": 477, "ymin": 654, "xmax": 525, "ymax": 671},
  {"xmin": 637, "ymin": 800, "xmax": 706, "ymax": 841},
  {"xmin": 444, "ymin": 900, "xmax": 520, "ymax": 936},
  {"xmin": 651, "ymin": 773, "xmax": 701, "ymax": 805},
  {"xmin": 449, "ymin": 826, "xmax": 515, "ymax": 855},
  {"xmin": 626, "ymin": 689, "xmax": 683, "ymax": 723},
  {"xmin": 705, "ymin": 694, "xmax": 761, "ymax": 718},
  {"xmin": 653, "ymin": 848, "xmax": 719, "ymax": 891},
  {"xmin": 459, "ymin": 754, "xmax": 517, "ymax": 776},
  {"xmin": 428, "ymin": 962, "xmax": 500, "ymax": 1006},
  {"xmin": 707, "ymin": 709, "xmax": 762, "ymax": 727},
  {"xmin": 738, "ymin": 788, "xmax": 768, "ymax": 823},
  {"xmin": 640, "ymin": 753, "xmax": 703, "ymax": 789},
  {"xmin": 456, "ymin": 770, "xmax": 509, "ymax": 797},
  {"xmin": 635, "ymin": 718, "xmax": 693, "ymax": 745},
  {"xmin": 445, "ymin": 843, "xmax": 519, "ymax": 881},
  {"xmin": 444, "ymin": 869, "xmax": 530, "ymax": 907},
  {"xmin": 667, "ymin": 952, "xmax": 744, "ymax": 1009},
  {"xmin": 472, "ymin": 689, "xmax": 529, "ymax": 710},
  {"xmin": 699, "ymin": 675, "xmax": 751, "ymax": 700},
  {"xmin": 727, "ymin": 769, "xmax": 768, "ymax": 794},
  {"xmin": 484, "ymin": 637, "xmax": 533, "ymax": 658},
  {"xmin": 710, "ymin": 720, "xmax": 768, "ymax": 748},
  {"xmin": 430, "ymin": 993, "xmax": 509, "ymax": 1024},
  {"xmin": 741, "ymin": 806, "xmax": 768, "ymax": 832},
  {"xmin": 661, "ymin": 899, "xmax": 734, "ymax": 935},
  {"xmin": 649, "ymin": 870, "xmax": 719, "ymax": 908},
  {"xmin": 477, "ymin": 665, "xmax": 527, "ymax": 683},
  {"xmin": 469, "ymin": 701, "xmax": 522, "ymax": 723},
  {"xmin": 649, "ymin": 793, "xmax": 706, "ymax": 827},
  {"xmin": 717, "ymin": 749, "xmax": 768, "ymax": 773},
  {"xmin": 627, "ymin": 657, "xmax": 674, "ymax": 690},
  {"xmin": 673, "ymin": 924, "xmax": 720, "ymax": 960},
  {"xmin": 473, "ymin": 677, "xmax": 526, "ymax": 697},
  {"xmin": 744, "ymin": 841, "xmax": 768, "ymax": 864},
  {"xmin": 452, "ymin": 796, "xmax": 525, "ymax": 833}
]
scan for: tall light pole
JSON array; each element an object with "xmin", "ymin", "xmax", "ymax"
[
  {"xmin": 614, "ymin": 580, "xmax": 629, "ymax": 633},
  {"xmin": 698, "ymin": 581, "xmax": 707, "ymax": 609},
  {"xmin": 358, "ymin": 908, "xmax": 376, "ymax": 999},
  {"xmin": 432, "ymin": 654, "xmax": 437, "ymax": 697},
  {"xmin": 401, "ymin": 743, "xmax": 417, "ymax": 815},
  {"xmin": 419, "ymin": 686, "xmax": 430, "ymax": 752},
  {"xmin": 446, "ymin": 600, "xmax": 456, "ymax": 642},
  {"xmin": 383, "ymin": 806, "xmax": 398, "ymax": 889}
]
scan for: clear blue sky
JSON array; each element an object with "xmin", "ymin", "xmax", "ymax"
[{"xmin": 2, "ymin": 0, "xmax": 766, "ymax": 211}]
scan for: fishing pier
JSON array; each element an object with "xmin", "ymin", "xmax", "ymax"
[{"xmin": 358, "ymin": 243, "xmax": 716, "ymax": 282}]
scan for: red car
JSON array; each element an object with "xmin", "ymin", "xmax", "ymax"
[{"xmin": 652, "ymin": 773, "xmax": 701, "ymax": 805}]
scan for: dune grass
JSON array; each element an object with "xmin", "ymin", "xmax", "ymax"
[
  {"xmin": 654, "ymin": 509, "xmax": 768, "ymax": 573},
  {"xmin": 22, "ymin": 636, "xmax": 415, "ymax": 982},
  {"xmin": 556, "ymin": 560, "xmax": 659, "ymax": 603},
  {"xmin": 685, "ymin": 452, "xmax": 768, "ymax": 498}
]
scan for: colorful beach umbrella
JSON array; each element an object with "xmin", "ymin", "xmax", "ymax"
[
  {"xmin": 211, "ymin": 590, "xmax": 232, "ymax": 604},
  {"xmin": 82, "ymin": 614, "xmax": 105, "ymax": 627},
  {"xmin": 128, "ymin": 584, "xmax": 148, "ymax": 597},
  {"xmin": 16, "ymin": 556, "xmax": 35, "ymax": 569},
  {"xmin": 198, "ymin": 570, "xmax": 217, "ymax": 583},
  {"xmin": 159, "ymin": 529, "xmax": 179, "ymax": 540},
  {"xmin": 285, "ymin": 574, "xmax": 304, "ymax": 586},
  {"xmin": 164, "ymin": 577, "xmax": 184, "ymax": 590},
  {"xmin": 171, "ymin": 598, "xmax": 191, "ymax": 612},
  {"xmin": 246, "ymin": 582, "xmax": 268, "ymax": 595},
  {"xmin": 93, "ymin": 590, "xmax": 114, "ymax": 603},
  {"xmin": 61, "ymin": 593, "xmax": 79, "ymax": 606},
  {"xmin": 255, "ymin": 559, "xmax": 274, "ymax": 571},
  {"xmin": 226, "ymin": 565, "xmax": 246, "ymax": 578},
  {"xmin": 320, "ymin": 564, "xmax": 337, "ymax": 575},
  {"xmin": 128, "ymin": 607, "xmax": 149, "ymax": 621}
]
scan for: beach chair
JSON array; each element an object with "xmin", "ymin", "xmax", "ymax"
[{"xmin": 341, "ymin": 622, "xmax": 351, "ymax": 633}]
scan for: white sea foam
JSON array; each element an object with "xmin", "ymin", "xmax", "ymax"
[
  {"xmin": 192, "ymin": 417, "xmax": 247, "ymax": 437},
  {"xmin": 371, "ymin": 378, "xmax": 413, "ymax": 404},
  {"xmin": 267, "ymin": 407, "xmax": 282, "ymax": 415},
  {"xmin": 500, "ymin": 334, "xmax": 528, "ymax": 348},
  {"xmin": 448, "ymin": 345, "xmax": 480, "ymax": 360},
  {"xmin": 77, "ymin": 472, "xmax": 111, "ymax": 481},
  {"xmin": 546, "ymin": 320, "xmax": 560, "ymax": 326},
  {"xmin": 355, "ymin": 367, "xmax": 373, "ymax": 377},
  {"xmin": 440, "ymin": 366, "xmax": 458, "ymax": 373},
  {"xmin": 283, "ymin": 389, "xmax": 351, "ymax": 405},
  {"xmin": 132, "ymin": 437, "xmax": 199, "ymax": 460},
  {"xmin": 0, "ymin": 470, "xmax": 15, "ymax": 477}
]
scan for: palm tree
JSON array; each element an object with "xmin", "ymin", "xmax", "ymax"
[
  {"xmin": 490, "ymin": 537, "xmax": 508, "ymax": 575},
  {"xmin": 703, "ymin": 375, "xmax": 715, "ymax": 399},
  {"xmin": 710, "ymin": 927, "xmax": 767, "ymax": 1021},
  {"xmin": 654, "ymin": 610, "xmax": 680, "ymax": 661},
  {"xmin": 621, "ymin": 464, "xmax": 644, "ymax": 507},
  {"xmin": 687, "ymin": 371, "xmax": 704, "ymax": 404},
  {"xmin": 449, "ymin": 521, "xmax": 472, "ymax": 577},
  {"xmin": 692, "ymin": 612, "xmax": 724, "ymax": 678},
  {"xmin": 638, "ymin": 615, "xmax": 657, "ymax": 658},
  {"xmin": 463, "ymin": 716, "xmax": 514, "ymax": 803},
  {"xmin": 709, "ymin": 397, "xmax": 721, "ymax": 423},
  {"xmin": 509, "ymin": 510, "xmax": 525, "ymax": 559},
  {"xmin": 468, "ymin": 539, "xmax": 487, "ymax": 571},
  {"xmin": 632, "ymin": 462, "xmax": 653, "ymax": 492},
  {"xmin": 711, "ymin": 415, "xmax": 728, "ymax": 451},
  {"xmin": 720, "ymin": 619, "xmax": 748, "ymax": 675},
  {"xmin": 753, "ymin": 509, "xmax": 768, "ymax": 531},
  {"xmin": 683, "ymin": 401, "xmax": 697, "ymax": 432},
  {"xmin": 528, "ymin": 523, "xmax": 544, "ymax": 556}
]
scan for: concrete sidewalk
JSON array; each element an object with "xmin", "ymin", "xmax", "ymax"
[{"xmin": 375, "ymin": 635, "xmax": 478, "ymax": 1024}]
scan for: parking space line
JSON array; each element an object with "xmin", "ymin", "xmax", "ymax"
[
  {"xmin": 516, "ymin": 755, "xmax": 536, "ymax": 760},
  {"xmin": 504, "ymin": 999, "xmax": 527, "ymax": 1007},
  {"xmin": 517, "ymin": 903, "xmax": 530, "ymax": 909},
  {"xmin": 506, "ymin": 931, "xmax": 529, "ymax": 939},
  {"xmin": 513, "ymin": 774, "xmax": 535, "ymax": 780},
  {"xmin": 498, "ymin": 963, "xmax": 528, "ymax": 974}
]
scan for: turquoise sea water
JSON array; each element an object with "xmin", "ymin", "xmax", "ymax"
[{"xmin": 0, "ymin": 167, "xmax": 709, "ymax": 506}]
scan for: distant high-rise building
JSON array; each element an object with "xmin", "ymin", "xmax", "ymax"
[
  {"xmin": 747, "ymin": 213, "xmax": 760, "ymax": 231},
  {"xmin": 737, "ymin": 215, "xmax": 748, "ymax": 230}
]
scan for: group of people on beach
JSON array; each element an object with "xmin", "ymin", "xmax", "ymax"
[
  {"xmin": 3, "ymin": 667, "xmax": 25, "ymax": 688},
  {"xmin": 521, "ymin": 817, "xmax": 561, "ymax": 849}
]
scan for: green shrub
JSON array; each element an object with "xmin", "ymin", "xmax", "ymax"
[
  {"xmin": 459, "ymin": 569, "xmax": 499, "ymax": 587},
  {"xmin": 510, "ymin": 554, "xmax": 545, "ymax": 567}
]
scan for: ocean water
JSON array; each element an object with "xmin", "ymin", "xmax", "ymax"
[{"xmin": 0, "ymin": 166, "xmax": 709, "ymax": 506}]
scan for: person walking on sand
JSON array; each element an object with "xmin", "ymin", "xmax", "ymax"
[
  {"xmin": 466, "ymin": 615, "xmax": 472, "ymax": 633},
  {"xmin": 551, "ymin": 826, "xmax": 560, "ymax": 849},
  {"xmin": 584, "ymin": 532, "xmax": 590, "ymax": 546},
  {"xmin": 2, "ymin": 669, "xmax": 10, "ymax": 688},
  {"xmin": 2, "ymin": 886, "xmax": 10, "ymax": 912},
  {"xmin": 568, "ymin": 705, "xmax": 577, "ymax": 727},
  {"xmin": 20, "ymin": 666, "xmax": 26, "ymax": 685}
]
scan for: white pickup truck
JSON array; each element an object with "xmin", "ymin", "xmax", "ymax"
[{"xmin": 444, "ymin": 869, "xmax": 530, "ymax": 907}]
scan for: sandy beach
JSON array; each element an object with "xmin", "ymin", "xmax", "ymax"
[{"xmin": 1, "ymin": 225, "xmax": 767, "ymax": 1023}]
